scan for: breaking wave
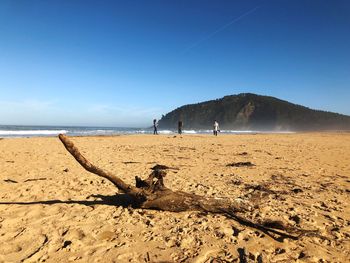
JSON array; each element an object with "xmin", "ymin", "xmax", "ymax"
[
  {"xmin": 0, "ymin": 130, "xmax": 68, "ymax": 136},
  {"xmin": 0, "ymin": 125, "xmax": 295, "ymax": 138}
]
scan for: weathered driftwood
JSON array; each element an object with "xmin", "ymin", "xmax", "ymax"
[{"xmin": 58, "ymin": 134, "xmax": 318, "ymax": 240}]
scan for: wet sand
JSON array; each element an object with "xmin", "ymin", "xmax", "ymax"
[{"xmin": 0, "ymin": 133, "xmax": 349, "ymax": 262}]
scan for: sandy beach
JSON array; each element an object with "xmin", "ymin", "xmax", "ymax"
[{"xmin": 0, "ymin": 133, "xmax": 349, "ymax": 262}]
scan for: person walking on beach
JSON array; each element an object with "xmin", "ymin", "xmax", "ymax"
[
  {"xmin": 153, "ymin": 119, "xmax": 158, "ymax": 135},
  {"xmin": 178, "ymin": 120, "xmax": 183, "ymax": 135},
  {"xmin": 213, "ymin": 120, "xmax": 219, "ymax": 136}
]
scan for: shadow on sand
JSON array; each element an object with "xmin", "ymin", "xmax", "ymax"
[{"xmin": 0, "ymin": 194, "xmax": 137, "ymax": 208}]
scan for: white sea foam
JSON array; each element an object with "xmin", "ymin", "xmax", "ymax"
[
  {"xmin": 158, "ymin": 130, "xmax": 173, "ymax": 134},
  {"xmin": 183, "ymin": 130, "xmax": 197, "ymax": 134},
  {"xmin": 0, "ymin": 130, "xmax": 68, "ymax": 136},
  {"xmin": 77, "ymin": 130, "xmax": 115, "ymax": 135},
  {"xmin": 0, "ymin": 126, "xmax": 296, "ymax": 138},
  {"xmin": 220, "ymin": 130, "xmax": 255, "ymax": 133}
]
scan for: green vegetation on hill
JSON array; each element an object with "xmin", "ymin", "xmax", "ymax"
[{"xmin": 158, "ymin": 93, "xmax": 350, "ymax": 131}]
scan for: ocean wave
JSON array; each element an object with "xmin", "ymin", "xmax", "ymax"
[
  {"xmin": 0, "ymin": 126, "xmax": 296, "ymax": 138},
  {"xmin": 74, "ymin": 130, "xmax": 116, "ymax": 135},
  {"xmin": 220, "ymin": 130, "xmax": 255, "ymax": 133},
  {"xmin": 183, "ymin": 130, "xmax": 197, "ymax": 134},
  {"xmin": 0, "ymin": 130, "xmax": 68, "ymax": 136},
  {"xmin": 158, "ymin": 130, "xmax": 173, "ymax": 134}
]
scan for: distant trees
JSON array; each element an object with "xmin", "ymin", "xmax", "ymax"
[{"xmin": 158, "ymin": 93, "xmax": 350, "ymax": 131}]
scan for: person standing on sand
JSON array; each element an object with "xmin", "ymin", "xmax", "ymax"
[
  {"xmin": 213, "ymin": 120, "xmax": 219, "ymax": 136},
  {"xmin": 153, "ymin": 119, "xmax": 158, "ymax": 135},
  {"xmin": 178, "ymin": 120, "xmax": 183, "ymax": 135}
]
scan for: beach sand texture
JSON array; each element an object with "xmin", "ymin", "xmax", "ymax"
[{"xmin": 0, "ymin": 133, "xmax": 349, "ymax": 262}]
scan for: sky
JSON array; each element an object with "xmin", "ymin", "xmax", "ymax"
[{"xmin": 0, "ymin": 0, "xmax": 349, "ymax": 127}]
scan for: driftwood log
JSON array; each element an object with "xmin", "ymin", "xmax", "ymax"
[{"xmin": 58, "ymin": 134, "xmax": 318, "ymax": 241}]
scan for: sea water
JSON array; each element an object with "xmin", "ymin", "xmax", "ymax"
[
  {"xmin": 0, "ymin": 125, "xmax": 144, "ymax": 138},
  {"xmin": 0, "ymin": 125, "xmax": 294, "ymax": 138}
]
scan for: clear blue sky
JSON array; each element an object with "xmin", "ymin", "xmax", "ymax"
[{"xmin": 0, "ymin": 0, "xmax": 349, "ymax": 127}]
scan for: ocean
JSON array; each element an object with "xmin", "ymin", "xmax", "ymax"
[{"xmin": 0, "ymin": 125, "xmax": 294, "ymax": 138}]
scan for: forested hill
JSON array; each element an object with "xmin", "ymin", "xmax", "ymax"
[{"xmin": 158, "ymin": 93, "xmax": 350, "ymax": 131}]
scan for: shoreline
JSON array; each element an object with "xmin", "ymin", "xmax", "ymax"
[
  {"xmin": 2, "ymin": 123, "xmax": 349, "ymax": 138},
  {"xmin": 1, "ymin": 130, "xmax": 350, "ymax": 140}
]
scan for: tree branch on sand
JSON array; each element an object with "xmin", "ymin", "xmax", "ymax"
[{"xmin": 58, "ymin": 134, "xmax": 319, "ymax": 241}]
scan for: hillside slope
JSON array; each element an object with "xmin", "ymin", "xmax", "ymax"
[{"xmin": 158, "ymin": 93, "xmax": 350, "ymax": 131}]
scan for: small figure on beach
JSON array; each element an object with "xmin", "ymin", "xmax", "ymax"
[
  {"xmin": 213, "ymin": 120, "xmax": 220, "ymax": 136},
  {"xmin": 153, "ymin": 119, "xmax": 158, "ymax": 135},
  {"xmin": 178, "ymin": 120, "xmax": 183, "ymax": 135}
]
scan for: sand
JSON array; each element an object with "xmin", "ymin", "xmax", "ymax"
[{"xmin": 0, "ymin": 133, "xmax": 349, "ymax": 262}]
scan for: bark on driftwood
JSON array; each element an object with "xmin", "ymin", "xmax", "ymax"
[{"xmin": 58, "ymin": 134, "xmax": 318, "ymax": 241}]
